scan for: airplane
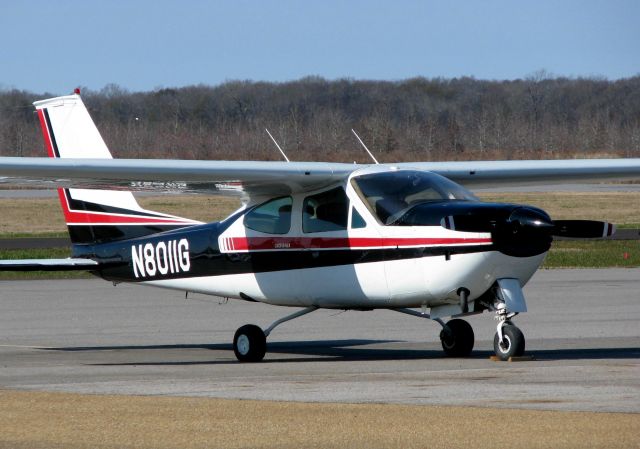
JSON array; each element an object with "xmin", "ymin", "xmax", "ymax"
[{"xmin": 0, "ymin": 91, "xmax": 639, "ymax": 362}]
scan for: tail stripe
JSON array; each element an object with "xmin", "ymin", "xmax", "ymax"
[
  {"xmin": 63, "ymin": 189, "xmax": 178, "ymax": 219},
  {"xmin": 58, "ymin": 189, "xmax": 198, "ymax": 226},
  {"xmin": 36, "ymin": 109, "xmax": 59, "ymax": 158}
]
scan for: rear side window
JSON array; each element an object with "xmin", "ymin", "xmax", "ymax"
[
  {"xmin": 303, "ymin": 187, "xmax": 349, "ymax": 233},
  {"xmin": 244, "ymin": 197, "xmax": 292, "ymax": 234}
]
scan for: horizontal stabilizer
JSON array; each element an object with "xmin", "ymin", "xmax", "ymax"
[{"xmin": 0, "ymin": 258, "xmax": 101, "ymax": 271}]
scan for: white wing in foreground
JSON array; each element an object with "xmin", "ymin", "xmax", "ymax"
[{"xmin": 0, "ymin": 157, "xmax": 639, "ymax": 196}]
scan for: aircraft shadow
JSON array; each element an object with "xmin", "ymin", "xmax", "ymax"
[
  {"xmin": 45, "ymin": 339, "xmax": 460, "ymax": 365},
  {"xmin": 527, "ymin": 347, "xmax": 640, "ymax": 361},
  {"xmin": 41, "ymin": 339, "xmax": 640, "ymax": 366}
]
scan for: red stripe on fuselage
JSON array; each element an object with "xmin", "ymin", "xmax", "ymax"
[{"xmin": 227, "ymin": 236, "xmax": 492, "ymax": 251}]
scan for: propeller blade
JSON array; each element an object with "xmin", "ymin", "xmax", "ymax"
[{"xmin": 552, "ymin": 220, "xmax": 616, "ymax": 238}]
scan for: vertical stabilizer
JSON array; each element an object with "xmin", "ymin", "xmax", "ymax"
[{"xmin": 34, "ymin": 93, "xmax": 200, "ymax": 244}]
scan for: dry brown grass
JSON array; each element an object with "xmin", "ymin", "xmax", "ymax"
[
  {"xmin": 477, "ymin": 192, "xmax": 640, "ymax": 225},
  {"xmin": 0, "ymin": 192, "xmax": 637, "ymax": 235},
  {"xmin": 138, "ymin": 195, "xmax": 241, "ymax": 223},
  {"xmin": 0, "ymin": 196, "xmax": 241, "ymax": 234},
  {"xmin": 0, "ymin": 198, "xmax": 67, "ymax": 234},
  {"xmin": 0, "ymin": 390, "xmax": 637, "ymax": 449}
]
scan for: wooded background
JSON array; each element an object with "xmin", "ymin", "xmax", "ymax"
[{"xmin": 2, "ymin": 74, "xmax": 639, "ymax": 162}]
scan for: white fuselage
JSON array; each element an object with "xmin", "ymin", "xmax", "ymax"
[{"xmin": 141, "ymin": 166, "xmax": 546, "ymax": 317}]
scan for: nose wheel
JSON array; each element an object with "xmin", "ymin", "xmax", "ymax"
[
  {"xmin": 493, "ymin": 323, "xmax": 525, "ymax": 360},
  {"xmin": 492, "ymin": 302, "xmax": 526, "ymax": 361}
]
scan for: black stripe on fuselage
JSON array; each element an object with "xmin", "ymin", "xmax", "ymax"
[
  {"xmin": 72, "ymin": 223, "xmax": 495, "ymax": 282},
  {"xmin": 68, "ymin": 224, "xmax": 189, "ymax": 244}
]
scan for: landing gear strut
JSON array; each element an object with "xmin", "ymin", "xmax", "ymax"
[{"xmin": 232, "ymin": 307, "xmax": 318, "ymax": 362}]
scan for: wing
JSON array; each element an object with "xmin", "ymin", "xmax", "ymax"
[{"xmin": 0, "ymin": 157, "xmax": 639, "ymax": 195}]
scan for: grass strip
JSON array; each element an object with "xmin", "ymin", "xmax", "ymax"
[
  {"xmin": 542, "ymin": 240, "xmax": 640, "ymax": 268},
  {"xmin": 0, "ymin": 390, "xmax": 637, "ymax": 449},
  {"xmin": 477, "ymin": 191, "xmax": 640, "ymax": 226}
]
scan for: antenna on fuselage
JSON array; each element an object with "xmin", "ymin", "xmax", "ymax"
[
  {"xmin": 351, "ymin": 129, "xmax": 379, "ymax": 164},
  {"xmin": 265, "ymin": 128, "xmax": 290, "ymax": 162}
]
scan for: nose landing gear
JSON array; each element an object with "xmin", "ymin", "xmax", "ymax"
[{"xmin": 492, "ymin": 303, "xmax": 526, "ymax": 361}]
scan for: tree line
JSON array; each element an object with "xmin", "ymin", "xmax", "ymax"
[{"xmin": 1, "ymin": 74, "xmax": 639, "ymax": 162}]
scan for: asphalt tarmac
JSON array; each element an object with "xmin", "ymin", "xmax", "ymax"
[{"xmin": 0, "ymin": 269, "xmax": 638, "ymax": 413}]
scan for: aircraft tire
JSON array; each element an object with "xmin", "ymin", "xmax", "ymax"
[
  {"xmin": 233, "ymin": 324, "xmax": 267, "ymax": 362},
  {"xmin": 493, "ymin": 324, "xmax": 525, "ymax": 361},
  {"xmin": 440, "ymin": 318, "xmax": 474, "ymax": 357}
]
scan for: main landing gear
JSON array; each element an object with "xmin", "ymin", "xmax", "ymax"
[
  {"xmin": 233, "ymin": 325, "xmax": 266, "ymax": 362},
  {"xmin": 232, "ymin": 307, "xmax": 318, "ymax": 362},
  {"xmin": 393, "ymin": 308, "xmax": 475, "ymax": 357},
  {"xmin": 440, "ymin": 319, "xmax": 475, "ymax": 357}
]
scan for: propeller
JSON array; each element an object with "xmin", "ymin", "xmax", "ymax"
[{"xmin": 441, "ymin": 207, "xmax": 615, "ymax": 239}]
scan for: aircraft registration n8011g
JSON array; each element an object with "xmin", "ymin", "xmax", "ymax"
[{"xmin": 0, "ymin": 92, "xmax": 638, "ymax": 362}]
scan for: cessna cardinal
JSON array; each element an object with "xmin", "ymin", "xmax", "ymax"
[{"xmin": 0, "ymin": 92, "xmax": 639, "ymax": 362}]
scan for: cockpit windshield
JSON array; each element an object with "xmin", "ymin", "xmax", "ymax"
[{"xmin": 351, "ymin": 170, "xmax": 478, "ymax": 224}]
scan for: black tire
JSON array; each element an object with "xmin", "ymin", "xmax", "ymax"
[
  {"xmin": 493, "ymin": 324, "xmax": 525, "ymax": 361},
  {"xmin": 440, "ymin": 319, "xmax": 475, "ymax": 357},
  {"xmin": 233, "ymin": 324, "xmax": 266, "ymax": 362}
]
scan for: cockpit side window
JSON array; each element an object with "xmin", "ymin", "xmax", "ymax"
[
  {"xmin": 303, "ymin": 187, "xmax": 349, "ymax": 233},
  {"xmin": 243, "ymin": 197, "xmax": 292, "ymax": 234}
]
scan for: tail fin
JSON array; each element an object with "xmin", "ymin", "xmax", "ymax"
[{"xmin": 34, "ymin": 93, "xmax": 200, "ymax": 244}]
